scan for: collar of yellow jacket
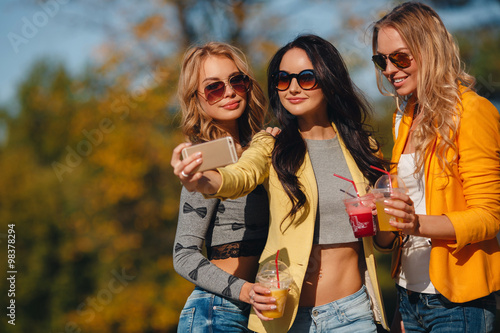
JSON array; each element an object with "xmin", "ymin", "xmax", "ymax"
[{"xmin": 391, "ymin": 84, "xmax": 472, "ymax": 175}]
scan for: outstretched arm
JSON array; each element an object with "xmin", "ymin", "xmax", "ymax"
[
  {"xmin": 171, "ymin": 142, "xmax": 222, "ymax": 194},
  {"xmin": 171, "ymin": 129, "xmax": 278, "ymax": 196}
]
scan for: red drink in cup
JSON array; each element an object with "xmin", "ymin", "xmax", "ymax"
[{"xmin": 343, "ymin": 193, "xmax": 376, "ymax": 237}]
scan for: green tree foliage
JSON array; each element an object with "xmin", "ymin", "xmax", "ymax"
[
  {"xmin": 0, "ymin": 1, "xmax": 279, "ymax": 332},
  {"xmin": 456, "ymin": 29, "xmax": 500, "ymax": 101},
  {"xmin": 0, "ymin": 54, "xmax": 190, "ymax": 332}
]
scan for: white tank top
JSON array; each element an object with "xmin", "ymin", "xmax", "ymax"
[{"xmin": 394, "ymin": 113, "xmax": 438, "ymax": 294}]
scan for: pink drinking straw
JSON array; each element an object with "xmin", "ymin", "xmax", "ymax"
[
  {"xmin": 275, "ymin": 250, "xmax": 280, "ymax": 289},
  {"xmin": 333, "ymin": 174, "xmax": 359, "ymax": 197},
  {"xmin": 370, "ymin": 165, "xmax": 393, "ymax": 190}
]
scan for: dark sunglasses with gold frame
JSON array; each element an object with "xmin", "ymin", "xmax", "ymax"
[
  {"xmin": 372, "ymin": 52, "xmax": 413, "ymax": 71},
  {"xmin": 197, "ymin": 74, "xmax": 251, "ymax": 105}
]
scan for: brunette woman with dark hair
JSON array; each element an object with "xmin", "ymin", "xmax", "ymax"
[
  {"xmin": 269, "ymin": 34, "xmax": 388, "ymax": 222},
  {"xmin": 172, "ymin": 34, "xmax": 390, "ymax": 332}
]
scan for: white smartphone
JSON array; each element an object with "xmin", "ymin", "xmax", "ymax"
[{"xmin": 181, "ymin": 137, "xmax": 238, "ymax": 172}]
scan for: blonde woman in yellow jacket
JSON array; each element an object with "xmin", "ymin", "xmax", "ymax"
[
  {"xmin": 172, "ymin": 35, "xmax": 391, "ymax": 332},
  {"xmin": 371, "ymin": 2, "xmax": 500, "ymax": 332}
]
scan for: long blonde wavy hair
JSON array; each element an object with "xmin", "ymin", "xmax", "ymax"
[
  {"xmin": 177, "ymin": 42, "xmax": 267, "ymax": 145},
  {"xmin": 372, "ymin": 2, "xmax": 475, "ymax": 175}
]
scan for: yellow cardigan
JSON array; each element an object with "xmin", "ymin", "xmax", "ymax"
[
  {"xmin": 390, "ymin": 87, "xmax": 500, "ymax": 303},
  {"xmin": 212, "ymin": 125, "xmax": 389, "ymax": 333}
]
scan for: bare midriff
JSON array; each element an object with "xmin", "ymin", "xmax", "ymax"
[
  {"xmin": 211, "ymin": 256, "xmax": 260, "ymax": 282},
  {"xmin": 299, "ymin": 242, "xmax": 362, "ymax": 306}
]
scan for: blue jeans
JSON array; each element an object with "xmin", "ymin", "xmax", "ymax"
[
  {"xmin": 288, "ymin": 285, "xmax": 377, "ymax": 333},
  {"xmin": 177, "ymin": 287, "xmax": 251, "ymax": 333},
  {"xmin": 396, "ymin": 284, "xmax": 497, "ymax": 333}
]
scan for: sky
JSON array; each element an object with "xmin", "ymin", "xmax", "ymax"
[
  {"xmin": 1, "ymin": 0, "xmax": 500, "ymax": 108},
  {"xmin": 0, "ymin": 0, "xmax": 106, "ymax": 104}
]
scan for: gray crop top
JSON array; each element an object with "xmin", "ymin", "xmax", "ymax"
[
  {"xmin": 173, "ymin": 185, "xmax": 269, "ymax": 301},
  {"xmin": 305, "ymin": 137, "xmax": 359, "ymax": 245}
]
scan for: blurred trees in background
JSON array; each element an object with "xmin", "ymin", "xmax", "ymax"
[
  {"xmin": 0, "ymin": 56, "xmax": 187, "ymax": 331},
  {"xmin": 0, "ymin": 0, "xmax": 498, "ymax": 332},
  {"xmin": 457, "ymin": 28, "xmax": 500, "ymax": 101},
  {"xmin": 0, "ymin": 1, "xmax": 278, "ymax": 332}
]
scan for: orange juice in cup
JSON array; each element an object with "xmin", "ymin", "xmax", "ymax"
[
  {"xmin": 261, "ymin": 288, "xmax": 289, "ymax": 318},
  {"xmin": 256, "ymin": 260, "xmax": 292, "ymax": 319},
  {"xmin": 372, "ymin": 174, "xmax": 407, "ymax": 232}
]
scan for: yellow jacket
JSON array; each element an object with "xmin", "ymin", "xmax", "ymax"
[
  {"xmin": 212, "ymin": 125, "xmax": 389, "ymax": 333},
  {"xmin": 390, "ymin": 87, "xmax": 500, "ymax": 303}
]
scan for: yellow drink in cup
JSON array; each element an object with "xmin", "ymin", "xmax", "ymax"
[
  {"xmin": 374, "ymin": 192, "xmax": 403, "ymax": 231},
  {"xmin": 261, "ymin": 288, "xmax": 289, "ymax": 318},
  {"xmin": 256, "ymin": 260, "xmax": 292, "ymax": 319},
  {"xmin": 372, "ymin": 175, "xmax": 407, "ymax": 232}
]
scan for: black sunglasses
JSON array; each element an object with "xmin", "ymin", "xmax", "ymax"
[
  {"xmin": 274, "ymin": 70, "xmax": 317, "ymax": 91},
  {"xmin": 199, "ymin": 74, "xmax": 250, "ymax": 105},
  {"xmin": 371, "ymin": 52, "xmax": 413, "ymax": 71}
]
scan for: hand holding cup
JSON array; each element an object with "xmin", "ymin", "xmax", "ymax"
[
  {"xmin": 371, "ymin": 174, "xmax": 408, "ymax": 232},
  {"xmin": 342, "ymin": 188, "xmax": 377, "ymax": 238},
  {"xmin": 255, "ymin": 260, "xmax": 292, "ymax": 319}
]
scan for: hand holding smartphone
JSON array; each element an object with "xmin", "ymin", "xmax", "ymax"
[{"xmin": 181, "ymin": 137, "xmax": 238, "ymax": 172}]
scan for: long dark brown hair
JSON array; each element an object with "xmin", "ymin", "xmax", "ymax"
[{"xmin": 268, "ymin": 34, "xmax": 389, "ymax": 223}]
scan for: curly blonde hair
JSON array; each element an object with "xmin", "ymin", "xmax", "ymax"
[
  {"xmin": 177, "ymin": 42, "xmax": 267, "ymax": 145},
  {"xmin": 372, "ymin": 2, "xmax": 475, "ymax": 175}
]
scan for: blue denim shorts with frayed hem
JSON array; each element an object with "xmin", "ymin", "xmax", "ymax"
[
  {"xmin": 288, "ymin": 285, "xmax": 377, "ymax": 333},
  {"xmin": 177, "ymin": 286, "xmax": 251, "ymax": 333}
]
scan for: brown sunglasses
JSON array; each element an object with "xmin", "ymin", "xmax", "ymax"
[
  {"xmin": 198, "ymin": 74, "xmax": 250, "ymax": 105},
  {"xmin": 372, "ymin": 52, "xmax": 412, "ymax": 71}
]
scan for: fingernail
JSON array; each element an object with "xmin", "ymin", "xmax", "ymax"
[
  {"xmin": 270, "ymin": 305, "xmax": 277, "ymax": 310},
  {"xmin": 384, "ymin": 208, "xmax": 390, "ymax": 212},
  {"xmin": 196, "ymin": 158, "xmax": 202, "ymax": 163}
]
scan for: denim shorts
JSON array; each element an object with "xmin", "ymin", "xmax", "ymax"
[
  {"xmin": 396, "ymin": 284, "xmax": 497, "ymax": 333},
  {"xmin": 177, "ymin": 287, "xmax": 251, "ymax": 333},
  {"xmin": 288, "ymin": 285, "xmax": 377, "ymax": 333}
]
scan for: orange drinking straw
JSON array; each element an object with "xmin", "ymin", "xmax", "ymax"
[
  {"xmin": 333, "ymin": 174, "xmax": 359, "ymax": 197},
  {"xmin": 275, "ymin": 250, "xmax": 280, "ymax": 289},
  {"xmin": 370, "ymin": 165, "xmax": 393, "ymax": 190}
]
